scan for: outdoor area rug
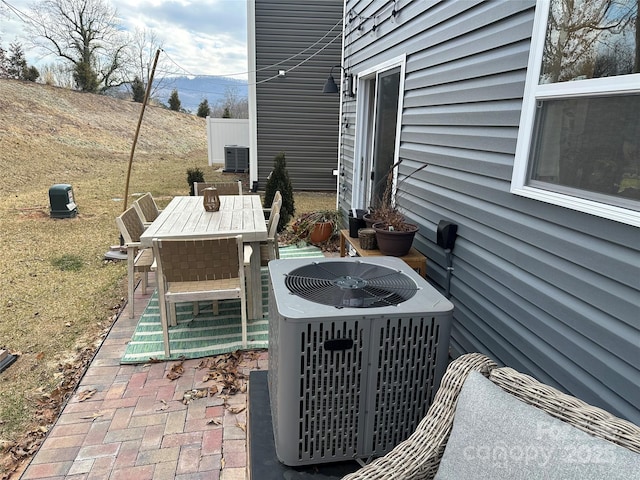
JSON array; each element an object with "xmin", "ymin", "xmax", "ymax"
[{"xmin": 120, "ymin": 244, "xmax": 325, "ymax": 363}]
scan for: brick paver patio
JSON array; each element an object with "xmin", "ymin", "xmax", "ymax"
[{"xmin": 21, "ymin": 274, "xmax": 265, "ymax": 480}]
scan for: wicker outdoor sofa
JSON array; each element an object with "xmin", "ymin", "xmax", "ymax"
[{"xmin": 342, "ymin": 353, "xmax": 640, "ymax": 480}]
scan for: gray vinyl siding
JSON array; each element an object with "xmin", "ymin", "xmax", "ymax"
[
  {"xmin": 254, "ymin": 0, "xmax": 343, "ymax": 190},
  {"xmin": 338, "ymin": 0, "xmax": 640, "ymax": 424}
]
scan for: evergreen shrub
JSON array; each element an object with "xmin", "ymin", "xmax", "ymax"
[
  {"xmin": 264, "ymin": 152, "xmax": 294, "ymax": 232},
  {"xmin": 197, "ymin": 99, "xmax": 211, "ymax": 118},
  {"xmin": 168, "ymin": 89, "xmax": 181, "ymax": 111},
  {"xmin": 131, "ymin": 76, "xmax": 145, "ymax": 103},
  {"xmin": 187, "ymin": 167, "xmax": 205, "ymax": 196}
]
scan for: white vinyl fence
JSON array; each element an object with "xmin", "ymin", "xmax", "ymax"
[{"xmin": 206, "ymin": 118, "xmax": 250, "ymax": 166}]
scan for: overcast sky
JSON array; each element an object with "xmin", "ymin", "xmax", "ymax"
[{"xmin": 0, "ymin": 0, "xmax": 248, "ymax": 79}]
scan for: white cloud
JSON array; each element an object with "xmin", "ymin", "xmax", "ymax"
[{"xmin": 1, "ymin": 0, "xmax": 248, "ymax": 78}]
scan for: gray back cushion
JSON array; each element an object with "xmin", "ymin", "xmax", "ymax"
[{"xmin": 434, "ymin": 371, "xmax": 640, "ymax": 479}]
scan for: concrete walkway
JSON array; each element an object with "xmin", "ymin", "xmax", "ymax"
[{"xmin": 21, "ymin": 274, "xmax": 265, "ymax": 480}]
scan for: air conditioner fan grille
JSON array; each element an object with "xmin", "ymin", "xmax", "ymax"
[{"xmin": 283, "ymin": 260, "xmax": 417, "ymax": 308}]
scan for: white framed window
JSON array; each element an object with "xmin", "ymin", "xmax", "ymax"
[{"xmin": 512, "ymin": 0, "xmax": 640, "ymax": 227}]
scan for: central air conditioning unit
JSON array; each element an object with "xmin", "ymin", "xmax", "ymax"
[
  {"xmin": 268, "ymin": 256, "xmax": 454, "ymax": 466},
  {"xmin": 223, "ymin": 145, "xmax": 249, "ymax": 173}
]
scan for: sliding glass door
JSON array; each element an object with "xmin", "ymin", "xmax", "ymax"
[{"xmin": 354, "ymin": 57, "xmax": 404, "ymax": 209}]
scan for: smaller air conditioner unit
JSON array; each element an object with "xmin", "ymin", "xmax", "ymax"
[{"xmin": 224, "ymin": 145, "xmax": 249, "ymax": 173}]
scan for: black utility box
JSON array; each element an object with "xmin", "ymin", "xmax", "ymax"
[{"xmin": 49, "ymin": 184, "xmax": 77, "ymax": 218}]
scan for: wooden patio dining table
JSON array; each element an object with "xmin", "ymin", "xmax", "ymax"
[{"xmin": 140, "ymin": 195, "xmax": 268, "ymax": 319}]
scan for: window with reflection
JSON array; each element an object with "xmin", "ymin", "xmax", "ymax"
[
  {"xmin": 541, "ymin": 0, "xmax": 638, "ymax": 83},
  {"xmin": 513, "ymin": 0, "xmax": 640, "ymax": 223}
]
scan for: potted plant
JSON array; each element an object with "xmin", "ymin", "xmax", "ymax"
[
  {"xmin": 367, "ymin": 170, "xmax": 419, "ymax": 256},
  {"xmin": 371, "ymin": 202, "xmax": 419, "ymax": 257},
  {"xmin": 291, "ymin": 210, "xmax": 342, "ymax": 244}
]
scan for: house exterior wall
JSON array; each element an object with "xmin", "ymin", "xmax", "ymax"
[
  {"xmin": 206, "ymin": 118, "xmax": 250, "ymax": 165},
  {"xmin": 338, "ymin": 0, "xmax": 640, "ymax": 424},
  {"xmin": 252, "ymin": 0, "xmax": 343, "ymax": 191}
]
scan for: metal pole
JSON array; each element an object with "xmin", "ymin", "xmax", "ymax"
[
  {"xmin": 123, "ymin": 49, "xmax": 161, "ymax": 211},
  {"xmin": 444, "ymin": 249, "xmax": 453, "ymax": 299}
]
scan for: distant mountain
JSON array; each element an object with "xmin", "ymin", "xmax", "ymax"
[{"xmin": 153, "ymin": 76, "xmax": 248, "ymax": 113}]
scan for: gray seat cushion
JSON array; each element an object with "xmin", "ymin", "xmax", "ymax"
[{"xmin": 434, "ymin": 371, "xmax": 640, "ymax": 479}]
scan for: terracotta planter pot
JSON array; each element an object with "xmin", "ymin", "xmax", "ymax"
[
  {"xmin": 309, "ymin": 221, "xmax": 333, "ymax": 244},
  {"xmin": 373, "ymin": 222, "xmax": 418, "ymax": 256}
]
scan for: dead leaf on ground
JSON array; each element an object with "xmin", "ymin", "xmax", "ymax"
[
  {"xmin": 227, "ymin": 406, "xmax": 245, "ymax": 415},
  {"xmin": 80, "ymin": 412, "xmax": 104, "ymax": 420},
  {"xmin": 196, "ymin": 358, "xmax": 210, "ymax": 370},
  {"xmin": 166, "ymin": 357, "xmax": 186, "ymax": 381},
  {"xmin": 198, "ymin": 351, "xmax": 249, "ymax": 396},
  {"xmin": 76, "ymin": 389, "xmax": 97, "ymax": 402},
  {"xmin": 182, "ymin": 388, "xmax": 208, "ymax": 405}
]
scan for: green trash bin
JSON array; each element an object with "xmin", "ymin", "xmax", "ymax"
[{"xmin": 49, "ymin": 184, "xmax": 78, "ymax": 218}]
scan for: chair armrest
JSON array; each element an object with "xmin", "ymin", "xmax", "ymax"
[
  {"xmin": 124, "ymin": 241, "xmax": 142, "ymax": 249},
  {"xmin": 243, "ymin": 244, "xmax": 253, "ymax": 266},
  {"xmin": 134, "ymin": 247, "xmax": 154, "ymax": 267},
  {"xmin": 341, "ymin": 353, "xmax": 497, "ymax": 480}
]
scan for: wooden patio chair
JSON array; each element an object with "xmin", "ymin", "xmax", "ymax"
[
  {"xmin": 261, "ymin": 210, "xmax": 280, "ymax": 266},
  {"xmin": 115, "ymin": 207, "xmax": 154, "ymax": 318},
  {"xmin": 194, "ymin": 181, "xmax": 243, "ymax": 196},
  {"xmin": 133, "ymin": 192, "xmax": 161, "ymax": 226},
  {"xmin": 266, "ymin": 198, "xmax": 281, "ymax": 231},
  {"xmin": 264, "ymin": 190, "xmax": 282, "ymax": 228},
  {"xmin": 152, "ymin": 235, "xmax": 252, "ymax": 357}
]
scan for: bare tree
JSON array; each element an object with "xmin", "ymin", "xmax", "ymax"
[
  {"xmin": 211, "ymin": 86, "xmax": 248, "ymax": 119},
  {"xmin": 39, "ymin": 62, "xmax": 75, "ymax": 87},
  {"xmin": 26, "ymin": 0, "xmax": 130, "ymax": 92},
  {"xmin": 593, "ymin": 37, "xmax": 636, "ymax": 76},
  {"xmin": 127, "ymin": 28, "xmax": 177, "ymax": 100},
  {"xmin": 542, "ymin": 0, "xmax": 637, "ymax": 82}
]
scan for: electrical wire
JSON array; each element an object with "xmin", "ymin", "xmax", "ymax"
[
  {"xmin": 159, "ymin": 17, "xmax": 343, "ymax": 81},
  {"xmin": 244, "ymin": 16, "xmax": 343, "ymax": 75},
  {"xmin": 158, "ymin": 27, "xmax": 341, "ymax": 88},
  {"xmin": 150, "ymin": 79, "xmax": 246, "ymax": 98},
  {"xmin": 346, "ymin": 0, "xmax": 401, "ymax": 37},
  {"xmin": 255, "ymin": 31, "xmax": 342, "ymax": 85},
  {"xmin": 2, "ymin": 0, "xmax": 345, "ymax": 94},
  {"xmin": 0, "ymin": 0, "xmax": 40, "ymax": 26}
]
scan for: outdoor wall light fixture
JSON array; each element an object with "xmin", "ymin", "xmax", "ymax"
[{"xmin": 323, "ymin": 65, "xmax": 354, "ymax": 97}]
